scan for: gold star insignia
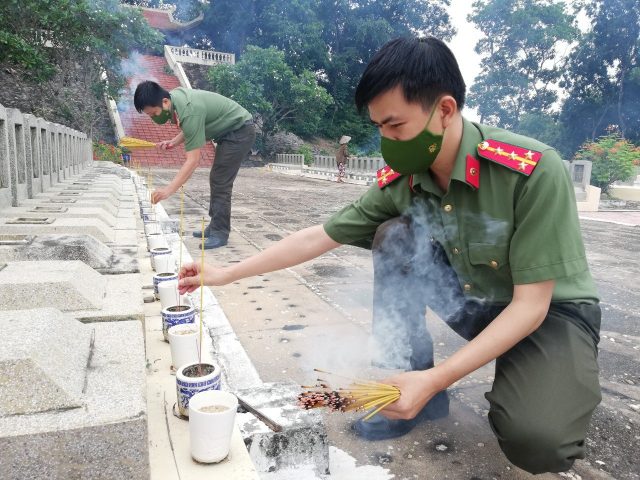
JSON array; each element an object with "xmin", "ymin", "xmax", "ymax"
[
  {"xmin": 519, "ymin": 161, "xmax": 528, "ymax": 171},
  {"xmin": 525, "ymin": 150, "xmax": 534, "ymax": 160},
  {"xmin": 382, "ymin": 177, "xmax": 388, "ymax": 184},
  {"xmin": 509, "ymin": 151, "xmax": 518, "ymax": 160},
  {"xmin": 496, "ymin": 147, "xmax": 504, "ymax": 155}
]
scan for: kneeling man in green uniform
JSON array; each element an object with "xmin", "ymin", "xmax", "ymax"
[
  {"xmin": 134, "ymin": 81, "xmax": 255, "ymax": 249},
  {"xmin": 177, "ymin": 37, "xmax": 601, "ymax": 474}
]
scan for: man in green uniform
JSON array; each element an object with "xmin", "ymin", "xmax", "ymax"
[
  {"xmin": 134, "ymin": 81, "xmax": 256, "ymax": 249},
  {"xmin": 177, "ymin": 37, "xmax": 601, "ymax": 474}
]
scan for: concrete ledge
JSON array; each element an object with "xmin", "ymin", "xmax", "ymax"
[
  {"xmin": 0, "ymin": 316, "xmax": 149, "ymax": 480},
  {"xmin": 0, "ymin": 261, "xmax": 143, "ymax": 322},
  {"xmin": 235, "ymin": 382, "xmax": 329, "ymax": 476}
]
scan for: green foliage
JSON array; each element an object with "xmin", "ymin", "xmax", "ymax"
[
  {"xmin": 573, "ymin": 133, "xmax": 640, "ymax": 194},
  {"xmin": 297, "ymin": 144, "xmax": 314, "ymax": 166},
  {"xmin": 561, "ymin": 0, "xmax": 640, "ymax": 149},
  {"xmin": 516, "ymin": 112, "xmax": 568, "ymax": 157},
  {"xmin": 207, "ymin": 46, "xmax": 333, "ymax": 138},
  {"xmin": 0, "ymin": 0, "xmax": 162, "ymax": 85},
  {"xmin": 191, "ymin": 0, "xmax": 455, "ymax": 143},
  {"xmin": 468, "ymin": 0, "xmax": 578, "ymax": 130},
  {"xmin": 93, "ymin": 141, "xmax": 124, "ymax": 164}
]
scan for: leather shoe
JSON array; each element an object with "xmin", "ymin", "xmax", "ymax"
[
  {"xmin": 352, "ymin": 390, "xmax": 449, "ymax": 441},
  {"xmin": 192, "ymin": 226, "xmax": 212, "ymax": 238},
  {"xmin": 203, "ymin": 236, "xmax": 228, "ymax": 250}
]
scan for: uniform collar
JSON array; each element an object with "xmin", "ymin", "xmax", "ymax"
[{"xmin": 410, "ymin": 117, "xmax": 483, "ymax": 194}]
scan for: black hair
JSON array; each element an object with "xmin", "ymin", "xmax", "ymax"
[
  {"xmin": 355, "ymin": 37, "xmax": 466, "ymax": 112},
  {"xmin": 133, "ymin": 81, "xmax": 171, "ymax": 113}
]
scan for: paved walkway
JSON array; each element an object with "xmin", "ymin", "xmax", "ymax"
[{"xmin": 154, "ymin": 166, "xmax": 638, "ymax": 480}]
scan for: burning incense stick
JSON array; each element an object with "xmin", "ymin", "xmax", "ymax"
[
  {"xmin": 298, "ymin": 369, "xmax": 400, "ymax": 421},
  {"xmin": 119, "ymin": 136, "xmax": 156, "ymax": 149},
  {"xmin": 178, "ymin": 186, "xmax": 184, "ymax": 308},
  {"xmin": 198, "ymin": 216, "xmax": 205, "ymax": 377}
]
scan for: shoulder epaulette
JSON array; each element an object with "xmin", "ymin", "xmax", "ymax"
[
  {"xmin": 477, "ymin": 139, "xmax": 542, "ymax": 176},
  {"xmin": 377, "ymin": 166, "xmax": 402, "ymax": 188}
]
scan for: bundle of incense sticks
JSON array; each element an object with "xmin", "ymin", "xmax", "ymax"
[
  {"xmin": 297, "ymin": 369, "xmax": 400, "ymax": 421},
  {"xmin": 119, "ymin": 136, "xmax": 156, "ymax": 149}
]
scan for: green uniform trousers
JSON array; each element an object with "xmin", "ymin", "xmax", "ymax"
[{"xmin": 371, "ymin": 217, "xmax": 601, "ymax": 474}]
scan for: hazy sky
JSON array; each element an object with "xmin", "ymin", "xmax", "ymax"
[
  {"xmin": 447, "ymin": 0, "xmax": 483, "ymax": 120},
  {"xmin": 446, "ymin": 0, "xmax": 589, "ymax": 122}
]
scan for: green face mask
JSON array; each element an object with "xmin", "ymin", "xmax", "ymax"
[
  {"xmin": 151, "ymin": 109, "xmax": 171, "ymax": 125},
  {"xmin": 380, "ymin": 103, "xmax": 443, "ymax": 174}
]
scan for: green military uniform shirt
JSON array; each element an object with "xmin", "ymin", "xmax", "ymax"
[
  {"xmin": 324, "ymin": 118, "xmax": 598, "ymax": 304},
  {"xmin": 170, "ymin": 87, "xmax": 252, "ymax": 152}
]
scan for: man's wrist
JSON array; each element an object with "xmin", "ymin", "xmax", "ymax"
[{"xmin": 426, "ymin": 364, "xmax": 455, "ymax": 391}]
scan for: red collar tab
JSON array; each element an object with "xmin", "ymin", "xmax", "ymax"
[
  {"xmin": 465, "ymin": 155, "xmax": 480, "ymax": 189},
  {"xmin": 477, "ymin": 139, "xmax": 542, "ymax": 176},
  {"xmin": 377, "ymin": 166, "xmax": 402, "ymax": 188}
]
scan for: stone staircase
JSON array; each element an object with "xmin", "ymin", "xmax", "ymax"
[{"xmin": 118, "ymin": 54, "xmax": 215, "ymax": 168}]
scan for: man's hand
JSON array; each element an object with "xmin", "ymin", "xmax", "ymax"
[
  {"xmin": 156, "ymin": 140, "xmax": 174, "ymax": 150},
  {"xmin": 151, "ymin": 186, "xmax": 174, "ymax": 204},
  {"xmin": 178, "ymin": 262, "xmax": 234, "ymax": 293},
  {"xmin": 379, "ymin": 369, "xmax": 447, "ymax": 420}
]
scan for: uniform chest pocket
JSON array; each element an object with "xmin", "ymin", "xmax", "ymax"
[{"xmin": 468, "ymin": 243, "xmax": 510, "ymax": 271}]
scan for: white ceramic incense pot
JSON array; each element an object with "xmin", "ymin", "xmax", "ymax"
[
  {"xmin": 161, "ymin": 304, "xmax": 195, "ymax": 341},
  {"xmin": 158, "ymin": 280, "xmax": 191, "ymax": 310},
  {"xmin": 147, "ymin": 233, "xmax": 167, "ymax": 251},
  {"xmin": 189, "ymin": 390, "xmax": 237, "ymax": 463},
  {"xmin": 168, "ymin": 323, "xmax": 200, "ymax": 371},
  {"xmin": 154, "ymin": 272, "xmax": 178, "ymax": 298},
  {"xmin": 150, "ymin": 247, "xmax": 172, "ymax": 270},
  {"xmin": 154, "ymin": 253, "xmax": 175, "ymax": 274},
  {"xmin": 176, "ymin": 362, "xmax": 221, "ymax": 417},
  {"xmin": 144, "ymin": 221, "xmax": 161, "ymax": 236}
]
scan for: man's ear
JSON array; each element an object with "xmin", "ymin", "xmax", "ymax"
[
  {"xmin": 439, "ymin": 96, "xmax": 458, "ymax": 129},
  {"xmin": 162, "ymin": 98, "xmax": 172, "ymax": 110}
]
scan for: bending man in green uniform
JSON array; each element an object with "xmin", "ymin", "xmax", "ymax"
[
  {"xmin": 134, "ymin": 81, "xmax": 256, "ymax": 249},
  {"xmin": 177, "ymin": 37, "xmax": 601, "ymax": 474}
]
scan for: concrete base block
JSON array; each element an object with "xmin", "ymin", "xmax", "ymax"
[
  {"xmin": 0, "ymin": 308, "xmax": 92, "ymax": 416},
  {"xmin": 0, "ymin": 312, "xmax": 149, "ymax": 480},
  {"xmin": 0, "ymin": 234, "xmax": 139, "ymax": 274},
  {"xmin": 0, "ymin": 261, "xmax": 143, "ymax": 322},
  {"xmin": 4, "ymin": 206, "xmax": 133, "ymax": 229},
  {"xmin": 235, "ymin": 382, "xmax": 329, "ymax": 476},
  {"xmin": 0, "ymin": 217, "xmax": 135, "ymax": 245}
]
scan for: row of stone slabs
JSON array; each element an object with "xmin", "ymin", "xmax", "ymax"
[{"xmin": 0, "ymin": 164, "xmax": 149, "ymax": 479}]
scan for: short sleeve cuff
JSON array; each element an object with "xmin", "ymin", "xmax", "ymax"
[{"xmin": 511, "ymin": 256, "xmax": 589, "ymax": 284}]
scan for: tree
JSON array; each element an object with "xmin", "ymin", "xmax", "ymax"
[
  {"xmin": 560, "ymin": 0, "xmax": 640, "ymax": 154},
  {"xmin": 0, "ymin": 0, "xmax": 162, "ymax": 138},
  {"xmin": 573, "ymin": 132, "xmax": 640, "ymax": 195},
  {"xmin": 190, "ymin": 0, "xmax": 455, "ymax": 144},
  {"xmin": 517, "ymin": 112, "xmax": 568, "ymax": 156},
  {"xmin": 208, "ymin": 46, "xmax": 333, "ymax": 140},
  {"xmin": 468, "ymin": 0, "xmax": 578, "ymax": 130}
]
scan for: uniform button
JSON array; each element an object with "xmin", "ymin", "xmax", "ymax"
[
  {"xmin": 464, "ymin": 284, "xmax": 472, "ymax": 292},
  {"xmin": 443, "ymin": 204, "xmax": 453, "ymax": 213},
  {"xmin": 469, "ymin": 167, "xmax": 478, "ymax": 176},
  {"xmin": 452, "ymin": 247, "xmax": 460, "ymax": 255},
  {"xmin": 429, "ymin": 236, "xmax": 435, "ymax": 243},
  {"xmin": 490, "ymin": 260, "xmax": 499, "ymax": 269}
]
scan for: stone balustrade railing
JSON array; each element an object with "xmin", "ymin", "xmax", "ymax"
[
  {"xmin": 164, "ymin": 45, "xmax": 193, "ymax": 89},
  {"xmin": 276, "ymin": 153, "xmax": 385, "ymax": 173},
  {"xmin": 166, "ymin": 46, "xmax": 235, "ymax": 66},
  {"xmin": 275, "ymin": 153, "xmax": 305, "ymax": 166},
  {"xmin": 0, "ymin": 103, "xmax": 91, "ymax": 208}
]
